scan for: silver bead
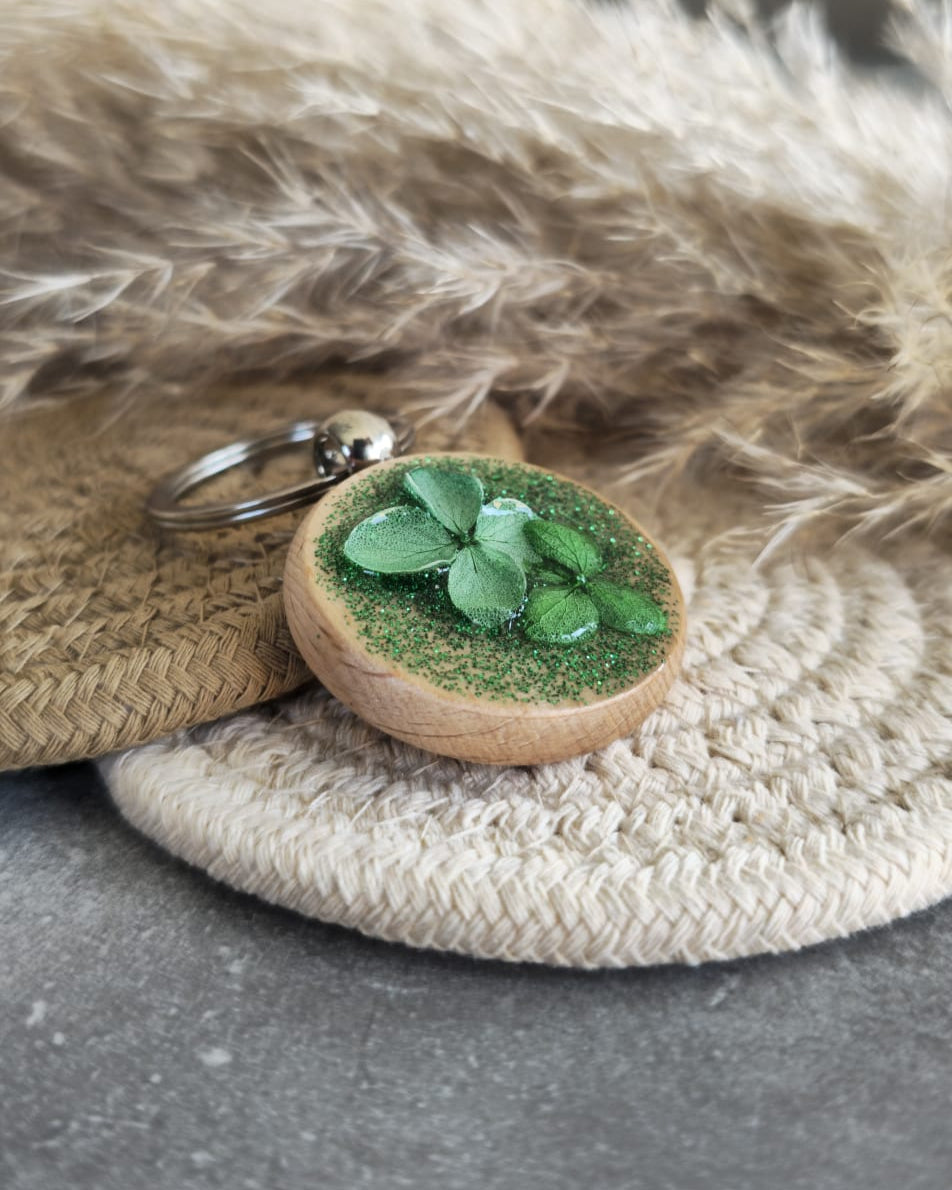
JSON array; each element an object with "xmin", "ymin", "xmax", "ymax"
[{"xmin": 314, "ymin": 410, "xmax": 398, "ymax": 477}]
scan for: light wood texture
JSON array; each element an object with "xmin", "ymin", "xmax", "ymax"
[{"xmin": 284, "ymin": 454, "xmax": 686, "ymax": 765}]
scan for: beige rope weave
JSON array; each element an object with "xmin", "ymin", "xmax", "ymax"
[
  {"xmin": 101, "ymin": 477, "xmax": 952, "ymax": 966},
  {"xmin": 0, "ymin": 379, "xmax": 520, "ymax": 770}
]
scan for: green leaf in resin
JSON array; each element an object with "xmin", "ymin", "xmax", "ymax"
[
  {"xmin": 589, "ymin": 579, "xmax": 667, "ymax": 635},
  {"xmin": 447, "ymin": 544, "xmax": 526, "ymax": 629},
  {"xmin": 343, "ymin": 505, "xmax": 458, "ymax": 573},
  {"xmin": 523, "ymin": 585, "xmax": 599, "ymax": 645},
  {"xmin": 403, "ymin": 467, "xmax": 484, "ymax": 537},
  {"xmin": 473, "ymin": 498, "xmax": 539, "ymax": 567},
  {"xmin": 524, "ymin": 520, "xmax": 603, "ymax": 579},
  {"xmin": 340, "ymin": 461, "xmax": 669, "ymax": 650},
  {"xmin": 531, "ymin": 565, "xmax": 572, "ymax": 587}
]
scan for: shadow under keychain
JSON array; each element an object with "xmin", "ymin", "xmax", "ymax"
[{"xmin": 147, "ymin": 410, "xmax": 685, "ymax": 765}]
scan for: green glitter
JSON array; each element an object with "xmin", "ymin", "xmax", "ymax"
[{"xmin": 313, "ymin": 458, "xmax": 677, "ymax": 706}]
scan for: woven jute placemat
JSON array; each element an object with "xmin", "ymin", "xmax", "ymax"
[
  {"xmin": 0, "ymin": 378, "xmax": 521, "ymax": 770},
  {"xmin": 100, "ymin": 465, "xmax": 952, "ymax": 966}
]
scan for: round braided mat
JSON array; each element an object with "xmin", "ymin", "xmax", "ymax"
[
  {"xmin": 101, "ymin": 479, "xmax": 952, "ymax": 966},
  {"xmin": 0, "ymin": 379, "xmax": 521, "ymax": 770}
]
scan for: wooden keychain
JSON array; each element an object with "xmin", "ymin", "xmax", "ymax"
[{"xmin": 149, "ymin": 410, "xmax": 685, "ymax": 765}]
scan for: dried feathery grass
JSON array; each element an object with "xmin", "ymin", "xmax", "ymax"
[{"xmin": 1, "ymin": 0, "xmax": 951, "ymax": 540}]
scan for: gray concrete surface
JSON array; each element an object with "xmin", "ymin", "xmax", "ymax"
[{"xmin": 2, "ymin": 763, "xmax": 951, "ymax": 1190}]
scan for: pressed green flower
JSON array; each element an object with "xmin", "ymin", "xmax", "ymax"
[
  {"xmin": 342, "ymin": 466, "xmax": 539, "ymax": 628},
  {"xmin": 522, "ymin": 520, "xmax": 667, "ymax": 646}
]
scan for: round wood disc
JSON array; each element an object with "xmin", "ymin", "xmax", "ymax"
[{"xmin": 284, "ymin": 453, "xmax": 685, "ymax": 765}]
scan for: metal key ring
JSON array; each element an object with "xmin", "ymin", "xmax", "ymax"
[{"xmin": 146, "ymin": 410, "xmax": 415, "ymax": 531}]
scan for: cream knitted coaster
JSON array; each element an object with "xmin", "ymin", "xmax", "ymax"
[{"xmin": 101, "ymin": 483, "xmax": 952, "ymax": 967}]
